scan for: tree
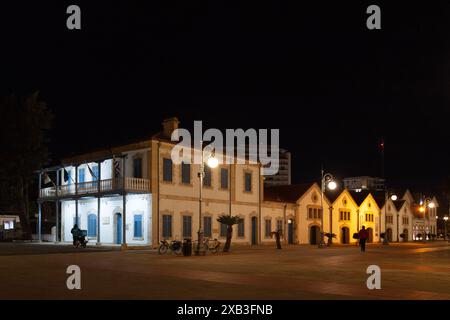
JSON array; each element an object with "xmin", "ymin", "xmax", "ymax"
[
  {"xmin": 217, "ymin": 215, "xmax": 242, "ymax": 252},
  {"xmin": 324, "ymin": 232, "xmax": 336, "ymax": 246},
  {"xmin": 0, "ymin": 92, "xmax": 53, "ymax": 239}
]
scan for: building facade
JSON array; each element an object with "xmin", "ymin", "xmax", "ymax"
[{"xmin": 37, "ymin": 118, "xmax": 439, "ymax": 248}]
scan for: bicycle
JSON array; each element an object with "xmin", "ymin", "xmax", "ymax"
[
  {"xmin": 193, "ymin": 238, "xmax": 221, "ymax": 254},
  {"xmin": 158, "ymin": 239, "xmax": 182, "ymax": 255}
]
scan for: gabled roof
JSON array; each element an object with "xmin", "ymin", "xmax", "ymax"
[
  {"xmin": 324, "ymin": 186, "xmax": 344, "ymax": 203},
  {"xmin": 264, "ymin": 183, "xmax": 315, "ymax": 203},
  {"xmin": 370, "ymin": 190, "xmax": 387, "ymax": 208},
  {"xmin": 348, "ymin": 190, "xmax": 371, "ymax": 206},
  {"xmin": 393, "ymin": 200, "xmax": 406, "ymax": 211}
]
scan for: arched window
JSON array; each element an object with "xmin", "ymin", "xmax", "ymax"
[
  {"xmin": 87, "ymin": 214, "xmax": 97, "ymax": 237},
  {"xmin": 134, "ymin": 215, "xmax": 143, "ymax": 238}
]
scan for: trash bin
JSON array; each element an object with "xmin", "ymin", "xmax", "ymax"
[{"xmin": 183, "ymin": 238, "xmax": 192, "ymax": 256}]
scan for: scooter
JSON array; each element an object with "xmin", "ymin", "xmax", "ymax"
[{"xmin": 73, "ymin": 230, "xmax": 88, "ymax": 248}]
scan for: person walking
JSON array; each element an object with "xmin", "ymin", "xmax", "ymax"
[{"xmin": 358, "ymin": 226, "xmax": 368, "ymax": 252}]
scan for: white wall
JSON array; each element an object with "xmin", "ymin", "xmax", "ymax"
[{"xmin": 62, "ymin": 194, "xmax": 152, "ymax": 245}]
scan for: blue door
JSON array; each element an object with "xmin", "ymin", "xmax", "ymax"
[
  {"xmin": 251, "ymin": 217, "xmax": 257, "ymax": 245},
  {"xmin": 116, "ymin": 213, "xmax": 122, "ymax": 244},
  {"xmin": 88, "ymin": 214, "xmax": 97, "ymax": 237}
]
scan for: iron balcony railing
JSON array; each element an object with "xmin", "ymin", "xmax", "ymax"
[{"xmin": 39, "ymin": 177, "xmax": 150, "ymax": 199}]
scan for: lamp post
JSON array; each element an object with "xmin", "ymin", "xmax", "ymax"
[
  {"xmin": 195, "ymin": 142, "xmax": 218, "ymax": 255},
  {"xmin": 419, "ymin": 198, "xmax": 434, "ymax": 241},
  {"xmin": 444, "ymin": 216, "xmax": 449, "ymax": 241},
  {"xmin": 319, "ymin": 169, "xmax": 336, "ymax": 248},
  {"xmin": 383, "ymin": 192, "xmax": 397, "ymax": 244}
]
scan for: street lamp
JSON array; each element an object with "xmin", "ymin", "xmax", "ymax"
[
  {"xmin": 319, "ymin": 169, "xmax": 336, "ymax": 248},
  {"xmin": 195, "ymin": 143, "xmax": 218, "ymax": 255},
  {"xmin": 383, "ymin": 191, "xmax": 398, "ymax": 244},
  {"xmin": 444, "ymin": 216, "xmax": 449, "ymax": 241},
  {"xmin": 420, "ymin": 197, "xmax": 434, "ymax": 241}
]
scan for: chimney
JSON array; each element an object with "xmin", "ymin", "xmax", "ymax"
[{"xmin": 162, "ymin": 117, "xmax": 180, "ymax": 138}]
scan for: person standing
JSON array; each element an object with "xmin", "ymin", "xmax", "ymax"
[{"xmin": 358, "ymin": 226, "xmax": 368, "ymax": 252}]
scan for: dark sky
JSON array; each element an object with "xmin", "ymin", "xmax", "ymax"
[{"xmin": 1, "ymin": 1, "xmax": 450, "ymax": 194}]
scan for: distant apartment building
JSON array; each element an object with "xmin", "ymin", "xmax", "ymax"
[
  {"xmin": 263, "ymin": 149, "xmax": 291, "ymax": 187},
  {"xmin": 344, "ymin": 176, "xmax": 385, "ymax": 191}
]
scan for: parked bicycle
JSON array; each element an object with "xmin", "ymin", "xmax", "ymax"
[
  {"xmin": 193, "ymin": 238, "xmax": 221, "ymax": 254},
  {"xmin": 158, "ymin": 239, "xmax": 182, "ymax": 255}
]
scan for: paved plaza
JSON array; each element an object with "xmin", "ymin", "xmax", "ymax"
[{"xmin": 0, "ymin": 241, "xmax": 449, "ymax": 299}]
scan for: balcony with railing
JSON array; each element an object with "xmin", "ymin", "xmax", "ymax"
[{"xmin": 39, "ymin": 177, "xmax": 151, "ymax": 200}]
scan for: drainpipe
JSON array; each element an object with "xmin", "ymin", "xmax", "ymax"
[
  {"xmin": 258, "ymin": 164, "xmax": 262, "ymax": 244},
  {"xmin": 283, "ymin": 203, "xmax": 287, "ymax": 244},
  {"xmin": 157, "ymin": 141, "xmax": 160, "ymax": 244}
]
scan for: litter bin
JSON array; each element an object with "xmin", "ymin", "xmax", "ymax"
[{"xmin": 182, "ymin": 238, "xmax": 192, "ymax": 256}]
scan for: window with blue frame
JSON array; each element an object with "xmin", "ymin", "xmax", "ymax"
[
  {"xmin": 203, "ymin": 216, "xmax": 212, "ymax": 238},
  {"xmin": 220, "ymin": 223, "xmax": 227, "ymax": 237},
  {"xmin": 134, "ymin": 215, "xmax": 143, "ymax": 238},
  {"xmin": 238, "ymin": 218, "xmax": 245, "ymax": 237},
  {"xmin": 181, "ymin": 162, "xmax": 191, "ymax": 184},
  {"xmin": 163, "ymin": 158, "xmax": 172, "ymax": 182},
  {"xmin": 78, "ymin": 168, "xmax": 85, "ymax": 183},
  {"xmin": 133, "ymin": 158, "xmax": 142, "ymax": 178},
  {"xmin": 182, "ymin": 216, "xmax": 192, "ymax": 238},
  {"xmin": 162, "ymin": 215, "xmax": 172, "ymax": 238},
  {"xmin": 244, "ymin": 172, "xmax": 252, "ymax": 192},
  {"xmin": 220, "ymin": 168, "xmax": 228, "ymax": 189},
  {"xmin": 87, "ymin": 214, "xmax": 97, "ymax": 237}
]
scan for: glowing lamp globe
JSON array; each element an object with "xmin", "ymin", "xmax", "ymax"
[
  {"xmin": 327, "ymin": 181, "xmax": 337, "ymax": 190},
  {"xmin": 206, "ymin": 156, "xmax": 219, "ymax": 169},
  {"xmin": 390, "ymin": 194, "xmax": 398, "ymax": 201}
]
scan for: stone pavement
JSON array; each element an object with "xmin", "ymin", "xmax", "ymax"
[{"xmin": 0, "ymin": 241, "xmax": 449, "ymax": 299}]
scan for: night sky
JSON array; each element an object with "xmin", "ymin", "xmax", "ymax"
[{"xmin": 1, "ymin": 1, "xmax": 449, "ymax": 194}]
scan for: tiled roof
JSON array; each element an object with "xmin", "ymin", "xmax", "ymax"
[{"xmin": 264, "ymin": 183, "xmax": 315, "ymax": 203}]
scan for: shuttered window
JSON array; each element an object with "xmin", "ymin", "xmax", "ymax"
[
  {"xmin": 182, "ymin": 216, "xmax": 192, "ymax": 238},
  {"xmin": 204, "ymin": 216, "xmax": 212, "ymax": 237},
  {"xmin": 163, "ymin": 158, "xmax": 172, "ymax": 182},
  {"xmin": 220, "ymin": 168, "xmax": 228, "ymax": 189},
  {"xmin": 162, "ymin": 215, "xmax": 172, "ymax": 238},
  {"xmin": 181, "ymin": 162, "xmax": 191, "ymax": 184},
  {"xmin": 238, "ymin": 219, "xmax": 245, "ymax": 237}
]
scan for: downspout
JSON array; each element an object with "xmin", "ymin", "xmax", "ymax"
[
  {"xmin": 283, "ymin": 203, "xmax": 287, "ymax": 244},
  {"xmin": 229, "ymin": 163, "xmax": 232, "ymax": 216},
  {"xmin": 258, "ymin": 164, "xmax": 262, "ymax": 244},
  {"xmin": 157, "ymin": 141, "xmax": 160, "ymax": 244}
]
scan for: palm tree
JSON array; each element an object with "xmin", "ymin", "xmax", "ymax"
[{"xmin": 217, "ymin": 215, "xmax": 242, "ymax": 252}]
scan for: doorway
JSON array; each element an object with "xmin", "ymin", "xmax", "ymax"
[
  {"xmin": 341, "ymin": 227, "xmax": 350, "ymax": 244},
  {"xmin": 251, "ymin": 217, "xmax": 257, "ymax": 245},
  {"xmin": 367, "ymin": 227, "xmax": 374, "ymax": 243},
  {"xmin": 115, "ymin": 213, "xmax": 122, "ymax": 244},
  {"xmin": 288, "ymin": 220, "xmax": 294, "ymax": 244},
  {"xmin": 310, "ymin": 225, "xmax": 320, "ymax": 245}
]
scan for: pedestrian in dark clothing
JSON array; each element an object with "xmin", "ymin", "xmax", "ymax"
[
  {"xmin": 71, "ymin": 224, "xmax": 80, "ymax": 246},
  {"xmin": 271, "ymin": 230, "xmax": 282, "ymax": 249},
  {"xmin": 358, "ymin": 226, "xmax": 368, "ymax": 252}
]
